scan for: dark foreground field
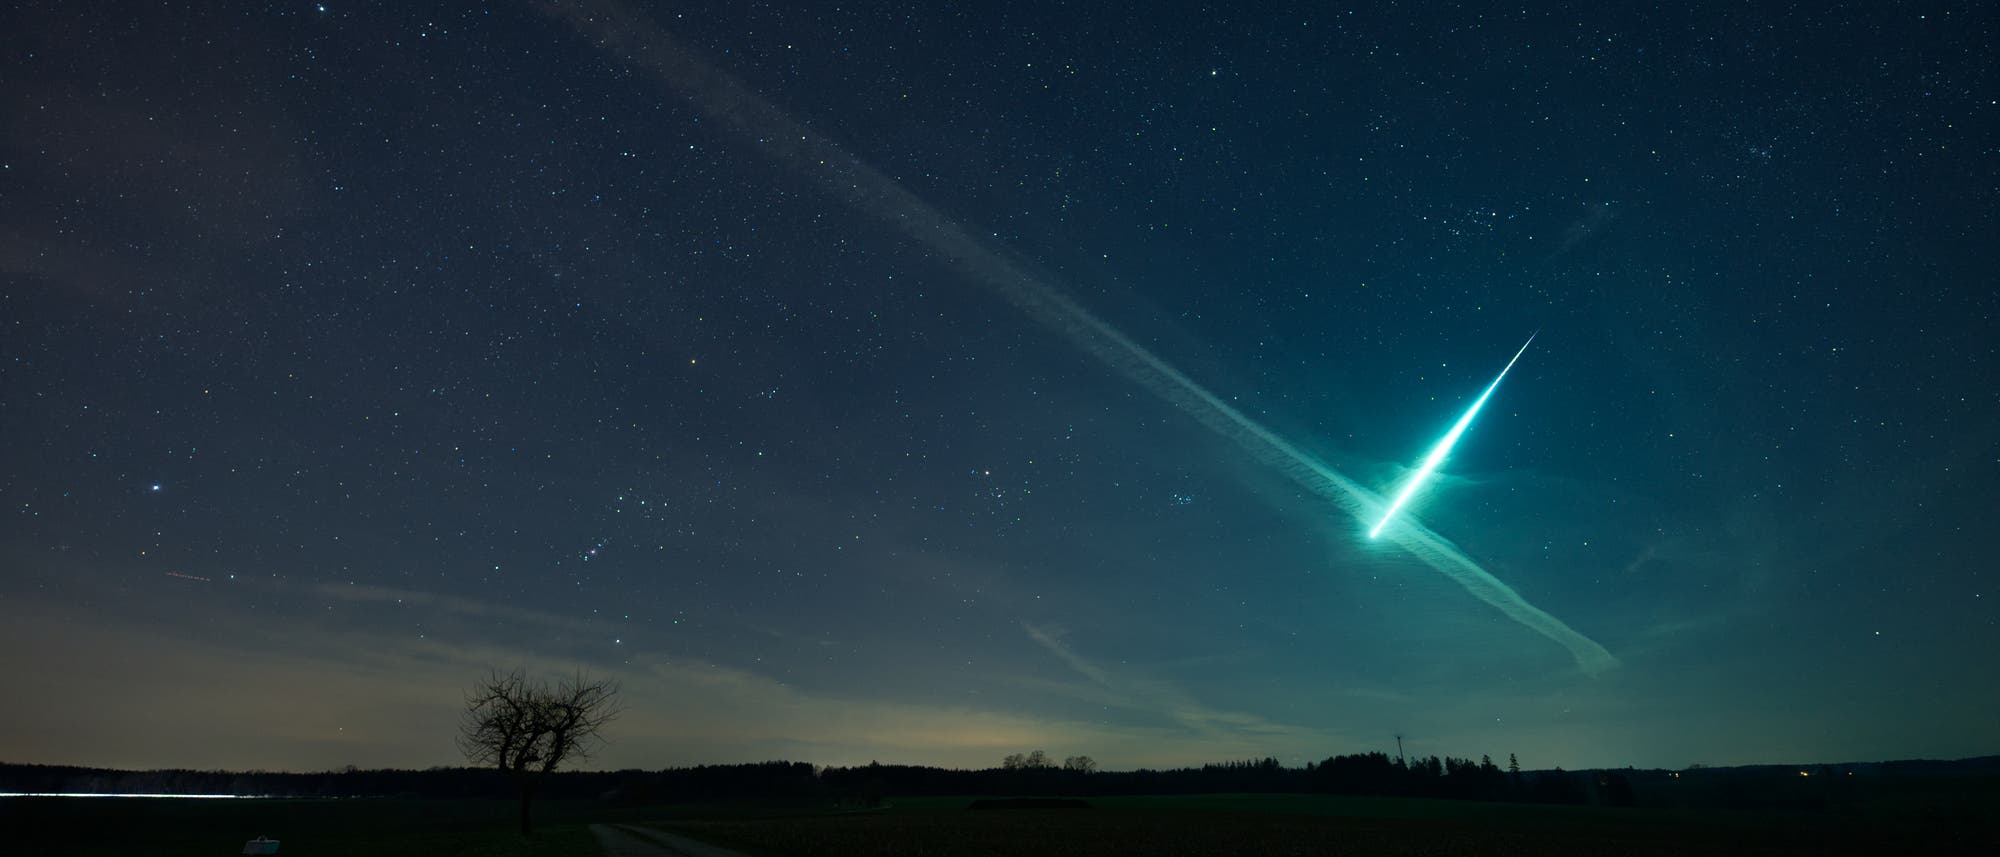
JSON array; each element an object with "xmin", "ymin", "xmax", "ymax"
[
  {"xmin": 0, "ymin": 797, "xmax": 621, "ymax": 857},
  {"xmin": 647, "ymin": 792, "xmax": 1997, "ymax": 856},
  {"xmin": 6, "ymin": 790, "xmax": 1995, "ymax": 856}
]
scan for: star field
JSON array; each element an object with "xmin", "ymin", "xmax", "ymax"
[{"xmin": 1, "ymin": 1, "xmax": 1995, "ymax": 772}]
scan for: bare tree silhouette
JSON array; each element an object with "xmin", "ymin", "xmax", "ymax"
[{"xmin": 457, "ymin": 668, "xmax": 621, "ymax": 836}]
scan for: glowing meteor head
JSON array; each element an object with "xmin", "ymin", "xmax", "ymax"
[{"xmin": 1367, "ymin": 333, "xmax": 1537, "ymax": 538}]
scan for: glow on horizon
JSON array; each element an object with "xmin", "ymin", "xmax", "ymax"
[
  {"xmin": 1370, "ymin": 333, "xmax": 1537, "ymax": 539},
  {"xmin": 0, "ymin": 792, "xmax": 264, "ymax": 799}
]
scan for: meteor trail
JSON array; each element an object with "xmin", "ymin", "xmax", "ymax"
[
  {"xmin": 1370, "ymin": 334, "xmax": 1536, "ymax": 539},
  {"xmin": 542, "ymin": 2, "xmax": 1615, "ymax": 674}
]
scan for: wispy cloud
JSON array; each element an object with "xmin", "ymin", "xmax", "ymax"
[
  {"xmin": 539, "ymin": 0, "xmax": 1616, "ymax": 675},
  {"xmin": 1021, "ymin": 623, "xmax": 1343, "ymax": 750},
  {"xmin": 0, "ymin": 589, "xmax": 1342, "ymax": 771},
  {"xmin": 311, "ymin": 582, "xmax": 611, "ymax": 637}
]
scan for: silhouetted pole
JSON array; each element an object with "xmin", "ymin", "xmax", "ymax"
[{"xmin": 1396, "ymin": 734, "xmax": 1405, "ymax": 767}]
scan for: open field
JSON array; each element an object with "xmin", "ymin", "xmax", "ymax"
[
  {"xmin": 647, "ymin": 792, "xmax": 2000, "ymax": 856},
  {"xmin": 0, "ymin": 797, "xmax": 626, "ymax": 857},
  {"xmin": 6, "ymin": 787, "xmax": 1996, "ymax": 856}
]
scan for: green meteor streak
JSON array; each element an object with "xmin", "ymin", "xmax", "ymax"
[
  {"xmin": 546, "ymin": 4, "xmax": 1613, "ymax": 673},
  {"xmin": 1370, "ymin": 333, "xmax": 1537, "ymax": 539}
]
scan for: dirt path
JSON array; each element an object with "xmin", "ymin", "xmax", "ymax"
[{"xmin": 590, "ymin": 822, "xmax": 766, "ymax": 857}]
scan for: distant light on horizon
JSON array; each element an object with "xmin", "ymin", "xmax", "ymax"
[{"xmin": 0, "ymin": 792, "xmax": 264, "ymax": 799}]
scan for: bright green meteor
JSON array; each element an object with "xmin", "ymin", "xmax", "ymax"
[{"xmin": 1370, "ymin": 333, "xmax": 1538, "ymax": 539}]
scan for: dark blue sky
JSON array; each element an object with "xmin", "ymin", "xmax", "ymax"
[{"xmin": 3, "ymin": 1, "xmax": 1994, "ymax": 772}]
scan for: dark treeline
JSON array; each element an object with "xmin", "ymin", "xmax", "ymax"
[
  {"xmin": 7, "ymin": 754, "xmax": 1994, "ymax": 811},
  {"xmin": 0, "ymin": 754, "xmax": 1610, "ymax": 806},
  {"xmin": 816, "ymin": 753, "xmax": 1616, "ymax": 806},
  {"xmin": 0, "ymin": 761, "xmax": 814, "ymax": 802}
]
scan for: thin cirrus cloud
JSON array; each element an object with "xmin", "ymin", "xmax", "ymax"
[
  {"xmin": 536, "ymin": 0, "xmax": 1615, "ymax": 675},
  {"xmin": 1021, "ymin": 623, "xmax": 1345, "ymax": 748},
  {"xmin": 0, "ymin": 585, "xmax": 1330, "ymax": 771}
]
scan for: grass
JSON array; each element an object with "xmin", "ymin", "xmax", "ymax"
[
  {"xmin": 0, "ymin": 797, "xmax": 619, "ymax": 857},
  {"xmin": 642, "ymin": 792, "xmax": 1998, "ymax": 856},
  {"xmin": 9, "ymin": 788, "xmax": 1995, "ymax": 856}
]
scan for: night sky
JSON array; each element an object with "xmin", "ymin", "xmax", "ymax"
[{"xmin": 4, "ymin": 1, "xmax": 1996, "ymax": 774}]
